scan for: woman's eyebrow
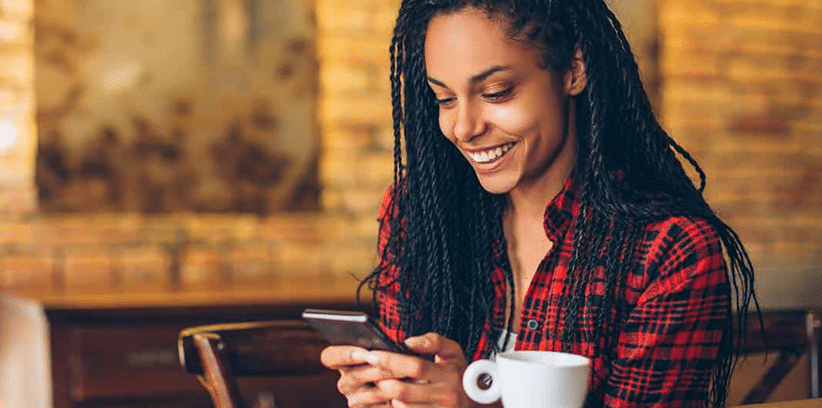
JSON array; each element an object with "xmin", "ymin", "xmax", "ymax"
[{"xmin": 427, "ymin": 65, "xmax": 512, "ymax": 88}]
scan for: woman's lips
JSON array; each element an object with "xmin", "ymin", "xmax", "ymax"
[{"xmin": 465, "ymin": 141, "xmax": 516, "ymax": 173}]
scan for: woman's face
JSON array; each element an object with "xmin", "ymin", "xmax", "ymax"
[{"xmin": 424, "ymin": 8, "xmax": 584, "ymax": 195}]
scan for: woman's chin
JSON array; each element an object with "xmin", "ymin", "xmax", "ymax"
[{"xmin": 476, "ymin": 173, "xmax": 516, "ymax": 195}]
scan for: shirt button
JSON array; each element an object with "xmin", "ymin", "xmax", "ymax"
[{"xmin": 527, "ymin": 319, "xmax": 540, "ymax": 331}]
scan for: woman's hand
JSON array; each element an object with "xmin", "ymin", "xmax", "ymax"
[
  {"xmin": 370, "ymin": 332, "xmax": 470, "ymax": 408},
  {"xmin": 321, "ymin": 343, "xmax": 399, "ymax": 407},
  {"xmin": 320, "ymin": 332, "xmax": 481, "ymax": 408}
]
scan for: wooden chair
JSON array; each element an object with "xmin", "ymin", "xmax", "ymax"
[
  {"xmin": 735, "ymin": 309, "xmax": 821, "ymax": 404},
  {"xmin": 178, "ymin": 320, "xmax": 347, "ymax": 408}
]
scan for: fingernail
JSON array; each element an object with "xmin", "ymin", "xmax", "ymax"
[
  {"xmin": 364, "ymin": 352, "xmax": 380, "ymax": 365},
  {"xmin": 407, "ymin": 337, "xmax": 428, "ymax": 348},
  {"xmin": 351, "ymin": 349, "xmax": 366, "ymax": 361}
]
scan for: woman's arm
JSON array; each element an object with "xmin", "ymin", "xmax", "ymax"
[{"xmin": 604, "ymin": 218, "xmax": 730, "ymax": 407}]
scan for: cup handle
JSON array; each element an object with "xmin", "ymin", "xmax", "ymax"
[{"xmin": 462, "ymin": 359, "xmax": 500, "ymax": 405}]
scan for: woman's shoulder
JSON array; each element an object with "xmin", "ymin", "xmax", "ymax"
[
  {"xmin": 378, "ymin": 186, "xmax": 394, "ymax": 219},
  {"xmin": 376, "ymin": 185, "xmax": 404, "ymax": 258},
  {"xmin": 641, "ymin": 214, "xmax": 722, "ymax": 251},
  {"xmin": 630, "ymin": 214, "xmax": 727, "ymax": 300}
]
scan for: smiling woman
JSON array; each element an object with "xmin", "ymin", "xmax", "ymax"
[{"xmin": 319, "ymin": 0, "xmax": 759, "ymax": 407}]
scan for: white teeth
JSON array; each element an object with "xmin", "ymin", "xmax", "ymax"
[{"xmin": 469, "ymin": 142, "xmax": 515, "ymax": 163}]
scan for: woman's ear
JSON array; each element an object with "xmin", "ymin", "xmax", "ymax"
[{"xmin": 564, "ymin": 46, "xmax": 587, "ymax": 96}]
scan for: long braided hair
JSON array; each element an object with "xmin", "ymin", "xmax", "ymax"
[{"xmin": 360, "ymin": 0, "xmax": 759, "ymax": 406}]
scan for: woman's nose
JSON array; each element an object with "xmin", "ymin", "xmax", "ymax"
[{"xmin": 451, "ymin": 102, "xmax": 485, "ymax": 142}]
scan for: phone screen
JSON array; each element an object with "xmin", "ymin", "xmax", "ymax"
[{"xmin": 302, "ymin": 309, "xmax": 412, "ymax": 354}]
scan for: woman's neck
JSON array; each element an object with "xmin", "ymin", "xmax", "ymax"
[
  {"xmin": 506, "ymin": 172, "xmax": 570, "ymax": 220},
  {"xmin": 505, "ymin": 148, "xmax": 575, "ymax": 221}
]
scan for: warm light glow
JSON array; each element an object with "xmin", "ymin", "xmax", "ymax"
[
  {"xmin": 218, "ymin": 0, "xmax": 249, "ymax": 61},
  {"xmin": 102, "ymin": 61, "xmax": 142, "ymax": 92},
  {"xmin": 0, "ymin": 20, "xmax": 24, "ymax": 43},
  {"xmin": 0, "ymin": 0, "xmax": 34, "ymax": 18},
  {"xmin": 0, "ymin": 121, "xmax": 19, "ymax": 153}
]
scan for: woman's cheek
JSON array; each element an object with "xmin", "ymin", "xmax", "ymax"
[
  {"xmin": 488, "ymin": 103, "xmax": 531, "ymax": 136},
  {"xmin": 439, "ymin": 111, "xmax": 456, "ymax": 143}
]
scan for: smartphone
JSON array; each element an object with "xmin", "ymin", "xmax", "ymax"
[{"xmin": 301, "ymin": 308, "xmax": 413, "ymax": 354}]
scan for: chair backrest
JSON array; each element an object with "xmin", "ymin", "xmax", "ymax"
[
  {"xmin": 734, "ymin": 309, "xmax": 821, "ymax": 405},
  {"xmin": 178, "ymin": 320, "xmax": 336, "ymax": 408}
]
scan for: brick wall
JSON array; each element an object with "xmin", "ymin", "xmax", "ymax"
[
  {"xmin": 0, "ymin": 0, "xmax": 819, "ymax": 303},
  {"xmin": 0, "ymin": 0, "xmax": 36, "ymax": 219},
  {"xmin": 0, "ymin": 0, "xmax": 398, "ymax": 298},
  {"xmin": 659, "ymin": 0, "xmax": 822, "ymax": 306},
  {"xmin": 317, "ymin": 0, "xmax": 399, "ymax": 222}
]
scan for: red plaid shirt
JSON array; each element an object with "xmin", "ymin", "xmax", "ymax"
[{"xmin": 375, "ymin": 177, "xmax": 731, "ymax": 407}]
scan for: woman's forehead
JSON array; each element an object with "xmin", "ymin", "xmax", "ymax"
[{"xmin": 424, "ymin": 8, "xmax": 541, "ymax": 80}]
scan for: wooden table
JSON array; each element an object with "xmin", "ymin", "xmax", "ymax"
[
  {"xmin": 34, "ymin": 277, "xmax": 365, "ymax": 408},
  {"xmin": 732, "ymin": 399, "xmax": 822, "ymax": 408},
  {"xmin": 46, "ymin": 300, "xmax": 357, "ymax": 408}
]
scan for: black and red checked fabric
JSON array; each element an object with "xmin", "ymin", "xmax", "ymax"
[{"xmin": 375, "ymin": 177, "xmax": 730, "ymax": 407}]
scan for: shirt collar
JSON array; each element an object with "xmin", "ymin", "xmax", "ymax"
[{"xmin": 543, "ymin": 175, "xmax": 580, "ymax": 244}]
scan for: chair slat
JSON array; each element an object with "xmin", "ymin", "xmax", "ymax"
[{"xmin": 179, "ymin": 320, "xmax": 329, "ymax": 376}]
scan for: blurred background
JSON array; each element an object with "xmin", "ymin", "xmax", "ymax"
[{"xmin": 0, "ymin": 0, "xmax": 819, "ymax": 407}]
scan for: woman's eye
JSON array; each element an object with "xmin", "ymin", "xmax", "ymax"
[
  {"xmin": 483, "ymin": 87, "xmax": 514, "ymax": 102},
  {"xmin": 435, "ymin": 97, "xmax": 456, "ymax": 107}
]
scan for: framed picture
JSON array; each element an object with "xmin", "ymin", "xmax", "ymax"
[{"xmin": 34, "ymin": 0, "xmax": 319, "ymax": 214}]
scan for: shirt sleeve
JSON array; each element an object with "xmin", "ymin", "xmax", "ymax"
[
  {"xmin": 604, "ymin": 218, "xmax": 731, "ymax": 407},
  {"xmin": 374, "ymin": 187, "xmax": 406, "ymax": 344}
]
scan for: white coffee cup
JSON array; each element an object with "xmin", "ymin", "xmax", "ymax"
[{"xmin": 462, "ymin": 350, "xmax": 591, "ymax": 408}]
